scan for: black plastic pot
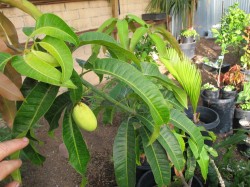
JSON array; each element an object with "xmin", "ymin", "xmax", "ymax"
[
  {"xmin": 137, "ymin": 170, "xmax": 203, "ymax": 187},
  {"xmin": 142, "ymin": 13, "xmax": 166, "ymax": 21},
  {"xmin": 179, "ymin": 41, "xmax": 196, "ymax": 59},
  {"xmin": 221, "ymin": 88, "xmax": 237, "ymax": 99},
  {"xmin": 201, "ymin": 92, "xmax": 235, "ymax": 134},
  {"xmin": 203, "ymin": 89, "xmax": 220, "ymax": 99},
  {"xmin": 136, "ymin": 164, "xmax": 151, "ymax": 185},
  {"xmin": 181, "ymin": 36, "xmax": 194, "ymax": 43},
  {"xmin": 233, "ymin": 107, "xmax": 250, "ymax": 129}
]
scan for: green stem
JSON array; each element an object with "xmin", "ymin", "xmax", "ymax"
[
  {"xmin": 81, "ymin": 78, "xmax": 136, "ymax": 115},
  {"xmin": 0, "ymin": 0, "xmax": 42, "ymax": 20}
]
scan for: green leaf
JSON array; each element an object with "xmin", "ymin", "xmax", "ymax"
[
  {"xmin": 185, "ymin": 148, "xmax": 196, "ymax": 180},
  {"xmin": 12, "ymin": 55, "xmax": 76, "ymax": 89},
  {"xmin": 140, "ymin": 127, "xmax": 171, "ymax": 186},
  {"xmin": 23, "ymin": 143, "xmax": 45, "ymax": 165},
  {"xmin": 69, "ymin": 70, "xmax": 83, "ymax": 105},
  {"xmin": 149, "ymin": 33, "xmax": 166, "ymax": 57},
  {"xmin": 13, "ymin": 82, "xmax": 59, "ymax": 137},
  {"xmin": 117, "ymin": 20, "xmax": 129, "ymax": 49},
  {"xmin": 63, "ymin": 109, "xmax": 90, "ymax": 175},
  {"xmin": 0, "ymin": 12, "xmax": 19, "ymax": 47},
  {"xmin": 39, "ymin": 36, "xmax": 73, "ymax": 82},
  {"xmin": 127, "ymin": 14, "xmax": 147, "ymax": 27},
  {"xmin": 45, "ymin": 92, "xmax": 71, "ymax": 132},
  {"xmin": 93, "ymin": 58, "xmax": 170, "ymax": 139},
  {"xmin": 139, "ymin": 115, "xmax": 185, "ymax": 171},
  {"xmin": 31, "ymin": 49, "xmax": 60, "ymax": 67},
  {"xmin": 188, "ymin": 138, "xmax": 199, "ymax": 159},
  {"xmin": 22, "ymin": 27, "xmax": 35, "ymax": 37},
  {"xmin": 32, "ymin": 13, "xmax": 79, "ymax": 45},
  {"xmin": 97, "ymin": 17, "xmax": 117, "ymax": 33},
  {"xmin": 141, "ymin": 62, "xmax": 187, "ymax": 108},
  {"xmin": 113, "ymin": 122, "xmax": 136, "ymax": 187},
  {"xmin": 0, "ymin": 52, "xmax": 12, "ymax": 72},
  {"xmin": 197, "ymin": 147, "xmax": 209, "ymax": 181},
  {"xmin": 170, "ymin": 109, "xmax": 204, "ymax": 152},
  {"xmin": 129, "ymin": 27, "xmax": 148, "ymax": 51},
  {"xmin": 79, "ymin": 32, "xmax": 140, "ymax": 66}
]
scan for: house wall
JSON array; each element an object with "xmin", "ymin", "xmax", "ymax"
[{"xmin": 0, "ymin": 0, "xmax": 150, "ymax": 85}]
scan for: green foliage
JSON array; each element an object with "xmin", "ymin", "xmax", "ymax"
[
  {"xmin": 180, "ymin": 29, "xmax": 198, "ymax": 38},
  {"xmin": 241, "ymin": 27, "xmax": 250, "ymax": 70},
  {"xmin": 145, "ymin": 0, "xmax": 166, "ymax": 13},
  {"xmin": 237, "ymin": 82, "xmax": 250, "ymax": 103},
  {"xmin": 201, "ymin": 83, "xmax": 218, "ymax": 91},
  {"xmin": 0, "ymin": 2, "xmax": 212, "ymax": 186},
  {"xmin": 224, "ymin": 85, "xmax": 235, "ymax": 91}
]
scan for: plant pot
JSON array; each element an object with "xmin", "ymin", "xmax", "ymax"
[
  {"xmin": 141, "ymin": 13, "xmax": 166, "ymax": 21},
  {"xmin": 201, "ymin": 92, "xmax": 235, "ymax": 134},
  {"xmin": 203, "ymin": 89, "xmax": 220, "ymax": 99},
  {"xmin": 181, "ymin": 36, "xmax": 195, "ymax": 43},
  {"xmin": 202, "ymin": 63, "xmax": 230, "ymax": 73},
  {"xmin": 137, "ymin": 170, "xmax": 203, "ymax": 187},
  {"xmin": 136, "ymin": 163, "xmax": 151, "ymax": 185},
  {"xmin": 179, "ymin": 41, "xmax": 196, "ymax": 59},
  {"xmin": 221, "ymin": 88, "xmax": 237, "ymax": 99},
  {"xmin": 234, "ymin": 107, "xmax": 250, "ymax": 129},
  {"xmin": 242, "ymin": 69, "xmax": 250, "ymax": 82}
]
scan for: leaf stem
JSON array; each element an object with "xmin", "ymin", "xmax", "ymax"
[
  {"xmin": 81, "ymin": 78, "xmax": 136, "ymax": 115},
  {"xmin": 210, "ymin": 159, "xmax": 225, "ymax": 187}
]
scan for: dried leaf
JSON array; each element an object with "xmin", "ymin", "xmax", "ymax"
[
  {"xmin": 0, "ymin": 96, "xmax": 16, "ymax": 128},
  {"xmin": 0, "ymin": 72, "xmax": 24, "ymax": 101},
  {"xmin": 4, "ymin": 63, "xmax": 22, "ymax": 88},
  {"xmin": 0, "ymin": 12, "xmax": 19, "ymax": 47}
]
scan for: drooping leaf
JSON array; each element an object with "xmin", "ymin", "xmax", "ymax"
[
  {"xmin": 12, "ymin": 82, "xmax": 59, "ymax": 137},
  {"xmin": 0, "ymin": 52, "xmax": 12, "ymax": 71},
  {"xmin": 20, "ymin": 77, "xmax": 38, "ymax": 98},
  {"xmin": 45, "ymin": 92, "xmax": 71, "ymax": 133},
  {"xmin": 188, "ymin": 138, "xmax": 199, "ymax": 159},
  {"xmin": 197, "ymin": 147, "xmax": 209, "ymax": 181},
  {"xmin": 113, "ymin": 122, "xmax": 136, "ymax": 187},
  {"xmin": 23, "ymin": 143, "xmax": 45, "ymax": 165},
  {"xmin": 0, "ymin": 96, "xmax": 16, "ymax": 128},
  {"xmin": 149, "ymin": 33, "xmax": 166, "ymax": 57},
  {"xmin": 63, "ymin": 109, "xmax": 90, "ymax": 175},
  {"xmin": 0, "ymin": 12, "xmax": 19, "ymax": 47},
  {"xmin": 129, "ymin": 27, "xmax": 148, "ymax": 51},
  {"xmin": 97, "ymin": 17, "xmax": 118, "ymax": 33},
  {"xmin": 139, "ymin": 115, "xmax": 185, "ymax": 171},
  {"xmin": 79, "ymin": 32, "xmax": 140, "ymax": 66},
  {"xmin": 93, "ymin": 58, "xmax": 170, "ymax": 140},
  {"xmin": 170, "ymin": 109, "xmax": 204, "ymax": 152},
  {"xmin": 127, "ymin": 14, "xmax": 147, "ymax": 27},
  {"xmin": 0, "ymin": 72, "xmax": 24, "ymax": 101},
  {"xmin": 32, "ymin": 13, "xmax": 79, "ymax": 45},
  {"xmin": 117, "ymin": 20, "xmax": 129, "ymax": 49},
  {"xmin": 4, "ymin": 63, "xmax": 22, "ymax": 89},
  {"xmin": 12, "ymin": 56, "xmax": 76, "ymax": 89},
  {"xmin": 185, "ymin": 148, "xmax": 196, "ymax": 180},
  {"xmin": 39, "ymin": 36, "xmax": 73, "ymax": 82},
  {"xmin": 102, "ymin": 107, "xmax": 115, "ymax": 125},
  {"xmin": 140, "ymin": 127, "xmax": 171, "ymax": 186},
  {"xmin": 69, "ymin": 70, "xmax": 83, "ymax": 105}
]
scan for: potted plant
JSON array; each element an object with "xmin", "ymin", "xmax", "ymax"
[
  {"xmin": 221, "ymin": 85, "xmax": 236, "ymax": 99},
  {"xmin": 180, "ymin": 28, "xmax": 198, "ymax": 44},
  {"xmin": 142, "ymin": 0, "xmax": 166, "ymax": 21},
  {"xmin": 201, "ymin": 83, "xmax": 219, "ymax": 99},
  {"xmin": 235, "ymin": 82, "xmax": 250, "ymax": 128},
  {"xmin": 212, "ymin": 3, "xmax": 250, "ymax": 87},
  {"xmin": 241, "ymin": 26, "xmax": 250, "ymax": 81}
]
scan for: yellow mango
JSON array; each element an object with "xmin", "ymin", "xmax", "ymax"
[{"xmin": 72, "ymin": 102, "xmax": 97, "ymax": 131}]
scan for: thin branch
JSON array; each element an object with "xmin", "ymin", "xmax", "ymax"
[
  {"xmin": 81, "ymin": 78, "xmax": 136, "ymax": 115},
  {"xmin": 210, "ymin": 159, "xmax": 225, "ymax": 187}
]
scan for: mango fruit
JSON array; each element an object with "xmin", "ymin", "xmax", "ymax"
[{"xmin": 72, "ymin": 102, "xmax": 97, "ymax": 131}]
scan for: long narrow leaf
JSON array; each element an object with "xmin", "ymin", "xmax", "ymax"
[
  {"xmin": 170, "ymin": 109, "xmax": 204, "ymax": 152},
  {"xmin": 117, "ymin": 20, "xmax": 129, "ymax": 49},
  {"xmin": 23, "ymin": 143, "xmax": 45, "ymax": 165},
  {"xmin": 0, "ymin": 52, "xmax": 12, "ymax": 71},
  {"xmin": 13, "ymin": 82, "xmax": 59, "ymax": 137},
  {"xmin": 140, "ymin": 127, "xmax": 171, "ymax": 186},
  {"xmin": 93, "ymin": 58, "xmax": 170, "ymax": 140},
  {"xmin": 32, "ymin": 13, "xmax": 79, "ymax": 45},
  {"xmin": 63, "ymin": 109, "xmax": 90, "ymax": 175},
  {"xmin": 197, "ymin": 147, "xmax": 209, "ymax": 181},
  {"xmin": 113, "ymin": 122, "xmax": 136, "ymax": 187},
  {"xmin": 69, "ymin": 70, "xmax": 83, "ymax": 105},
  {"xmin": 130, "ymin": 27, "xmax": 148, "ymax": 51}
]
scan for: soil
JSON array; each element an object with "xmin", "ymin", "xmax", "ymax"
[{"xmin": 1, "ymin": 38, "xmax": 246, "ymax": 187}]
